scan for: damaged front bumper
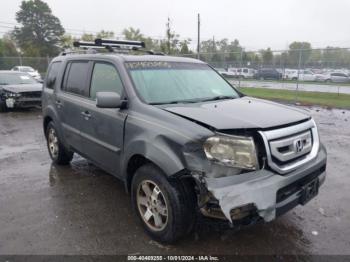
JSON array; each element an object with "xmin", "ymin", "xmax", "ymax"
[
  {"xmin": 197, "ymin": 145, "xmax": 327, "ymax": 224},
  {"xmin": 5, "ymin": 97, "xmax": 41, "ymax": 108}
]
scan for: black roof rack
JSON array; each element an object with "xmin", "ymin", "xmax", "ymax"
[
  {"xmin": 62, "ymin": 39, "xmax": 164, "ymax": 56},
  {"xmin": 73, "ymin": 41, "xmax": 105, "ymax": 48},
  {"xmin": 95, "ymin": 38, "xmax": 145, "ymax": 48}
]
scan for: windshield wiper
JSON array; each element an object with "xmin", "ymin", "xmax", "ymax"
[
  {"xmin": 149, "ymin": 99, "xmax": 199, "ymax": 105},
  {"xmin": 200, "ymin": 95, "xmax": 236, "ymax": 102}
]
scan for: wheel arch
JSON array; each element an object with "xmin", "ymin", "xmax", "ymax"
[{"xmin": 123, "ymin": 141, "xmax": 187, "ymax": 193}]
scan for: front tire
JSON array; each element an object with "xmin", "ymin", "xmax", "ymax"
[
  {"xmin": 131, "ymin": 164, "xmax": 196, "ymax": 243},
  {"xmin": 45, "ymin": 121, "xmax": 73, "ymax": 165},
  {"xmin": 0, "ymin": 100, "xmax": 7, "ymax": 112}
]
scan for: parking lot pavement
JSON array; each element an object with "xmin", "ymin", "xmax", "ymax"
[
  {"xmin": 228, "ymin": 79, "xmax": 350, "ymax": 94},
  {"xmin": 0, "ymin": 107, "xmax": 350, "ymax": 255}
]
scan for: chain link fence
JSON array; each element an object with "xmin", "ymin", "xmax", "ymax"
[
  {"xmin": 179, "ymin": 48, "xmax": 350, "ymax": 102},
  {"xmin": 1, "ymin": 47, "xmax": 349, "ymax": 107},
  {"xmin": 0, "ymin": 56, "xmax": 51, "ymax": 76}
]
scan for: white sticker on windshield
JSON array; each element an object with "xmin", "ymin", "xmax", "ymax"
[{"xmin": 20, "ymin": 76, "xmax": 30, "ymax": 80}]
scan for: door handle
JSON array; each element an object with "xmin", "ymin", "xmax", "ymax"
[{"xmin": 81, "ymin": 111, "xmax": 92, "ymax": 120}]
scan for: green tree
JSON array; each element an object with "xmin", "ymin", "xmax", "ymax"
[
  {"xmin": 179, "ymin": 39, "xmax": 191, "ymax": 54},
  {"xmin": 260, "ymin": 47, "xmax": 273, "ymax": 66},
  {"xmin": 0, "ymin": 35, "xmax": 19, "ymax": 57},
  {"xmin": 122, "ymin": 27, "xmax": 144, "ymax": 40},
  {"xmin": 122, "ymin": 27, "xmax": 159, "ymax": 51},
  {"xmin": 0, "ymin": 35, "xmax": 19, "ymax": 70},
  {"xmin": 80, "ymin": 33, "xmax": 95, "ymax": 42},
  {"xmin": 13, "ymin": 0, "xmax": 65, "ymax": 56},
  {"xmin": 288, "ymin": 41, "xmax": 312, "ymax": 67},
  {"xmin": 96, "ymin": 30, "xmax": 114, "ymax": 39},
  {"xmin": 60, "ymin": 33, "xmax": 74, "ymax": 49},
  {"xmin": 161, "ymin": 18, "xmax": 179, "ymax": 55}
]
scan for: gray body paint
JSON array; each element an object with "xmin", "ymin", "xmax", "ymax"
[{"xmin": 42, "ymin": 53, "xmax": 327, "ymax": 224}]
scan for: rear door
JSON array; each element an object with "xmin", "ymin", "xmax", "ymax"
[
  {"xmin": 56, "ymin": 60, "xmax": 92, "ymax": 152},
  {"xmin": 79, "ymin": 61, "xmax": 127, "ymax": 175}
]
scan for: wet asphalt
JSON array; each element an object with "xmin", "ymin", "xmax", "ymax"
[{"xmin": 0, "ymin": 106, "xmax": 349, "ymax": 255}]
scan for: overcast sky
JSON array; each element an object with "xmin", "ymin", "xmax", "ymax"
[{"xmin": 1, "ymin": 0, "xmax": 349, "ymax": 50}]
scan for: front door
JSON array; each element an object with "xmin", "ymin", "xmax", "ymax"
[{"xmin": 80, "ymin": 62, "xmax": 127, "ymax": 176}]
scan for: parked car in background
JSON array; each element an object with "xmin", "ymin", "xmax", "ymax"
[
  {"xmin": 237, "ymin": 68, "xmax": 256, "ymax": 78},
  {"xmin": 11, "ymin": 66, "xmax": 42, "ymax": 82},
  {"xmin": 327, "ymin": 72, "xmax": 350, "ymax": 83},
  {"xmin": 225, "ymin": 67, "xmax": 238, "ymax": 77},
  {"xmin": 283, "ymin": 69, "xmax": 298, "ymax": 80},
  {"xmin": 298, "ymin": 70, "xmax": 318, "ymax": 81},
  {"xmin": 315, "ymin": 72, "xmax": 349, "ymax": 83},
  {"xmin": 255, "ymin": 68, "xmax": 282, "ymax": 80},
  {"xmin": 0, "ymin": 71, "xmax": 42, "ymax": 112},
  {"xmin": 220, "ymin": 68, "xmax": 237, "ymax": 78}
]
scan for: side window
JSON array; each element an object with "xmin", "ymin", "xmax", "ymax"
[
  {"xmin": 90, "ymin": 62, "xmax": 123, "ymax": 100},
  {"xmin": 46, "ymin": 61, "xmax": 61, "ymax": 89},
  {"xmin": 63, "ymin": 61, "xmax": 90, "ymax": 96}
]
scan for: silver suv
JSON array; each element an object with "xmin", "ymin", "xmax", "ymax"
[{"xmin": 42, "ymin": 39, "xmax": 327, "ymax": 243}]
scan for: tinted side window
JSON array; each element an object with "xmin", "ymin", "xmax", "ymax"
[
  {"xmin": 46, "ymin": 61, "xmax": 61, "ymax": 89},
  {"xmin": 90, "ymin": 63, "xmax": 123, "ymax": 100},
  {"xmin": 63, "ymin": 61, "xmax": 90, "ymax": 96}
]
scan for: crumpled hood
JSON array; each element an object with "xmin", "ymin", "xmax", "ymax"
[
  {"xmin": 1, "ymin": 83, "xmax": 42, "ymax": 93},
  {"xmin": 162, "ymin": 97, "xmax": 310, "ymax": 130}
]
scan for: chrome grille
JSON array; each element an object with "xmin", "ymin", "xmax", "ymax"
[
  {"xmin": 270, "ymin": 130, "xmax": 312, "ymax": 162},
  {"xmin": 259, "ymin": 119, "xmax": 319, "ymax": 174}
]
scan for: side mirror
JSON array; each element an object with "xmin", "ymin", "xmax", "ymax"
[
  {"xmin": 96, "ymin": 92, "xmax": 122, "ymax": 108},
  {"xmin": 46, "ymin": 76, "xmax": 56, "ymax": 88}
]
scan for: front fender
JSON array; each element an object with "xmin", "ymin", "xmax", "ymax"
[{"xmin": 122, "ymin": 137, "xmax": 186, "ymax": 177}]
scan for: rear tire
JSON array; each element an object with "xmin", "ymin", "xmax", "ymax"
[
  {"xmin": 45, "ymin": 121, "xmax": 73, "ymax": 165},
  {"xmin": 131, "ymin": 163, "xmax": 196, "ymax": 243}
]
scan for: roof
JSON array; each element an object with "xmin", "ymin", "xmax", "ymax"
[
  {"xmin": 118, "ymin": 54, "xmax": 203, "ymax": 63},
  {"xmin": 53, "ymin": 52, "xmax": 204, "ymax": 64}
]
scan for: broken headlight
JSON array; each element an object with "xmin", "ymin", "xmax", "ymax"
[
  {"xmin": 203, "ymin": 134, "xmax": 258, "ymax": 170},
  {"xmin": 3, "ymin": 91, "xmax": 21, "ymax": 98}
]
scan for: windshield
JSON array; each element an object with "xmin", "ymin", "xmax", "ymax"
[
  {"xmin": 0, "ymin": 73, "xmax": 37, "ymax": 85},
  {"xmin": 20, "ymin": 67, "xmax": 34, "ymax": 72},
  {"xmin": 126, "ymin": 62, "xmax": 240, "ymax": 104}
]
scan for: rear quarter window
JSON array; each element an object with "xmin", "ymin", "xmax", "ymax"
[{"xmin": 45, "ymin": 61, "xmax": 62, "ymax": 89}]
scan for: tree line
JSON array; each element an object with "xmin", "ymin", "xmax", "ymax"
[{"xmin": 1, "ymin": 0, "xmax": 350, "ymax": 69}]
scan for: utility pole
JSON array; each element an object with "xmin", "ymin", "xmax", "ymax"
[
  {"xmin": 295, "ymin": 43, "xmax": 304, "ymax": 102},
  {"xmin": 197, "ymin": 13, "xmax": 200, "ymax": 59},
  {"xmin": 166, "ymin": 17, "xmax": 171, "ymax": 55}
]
